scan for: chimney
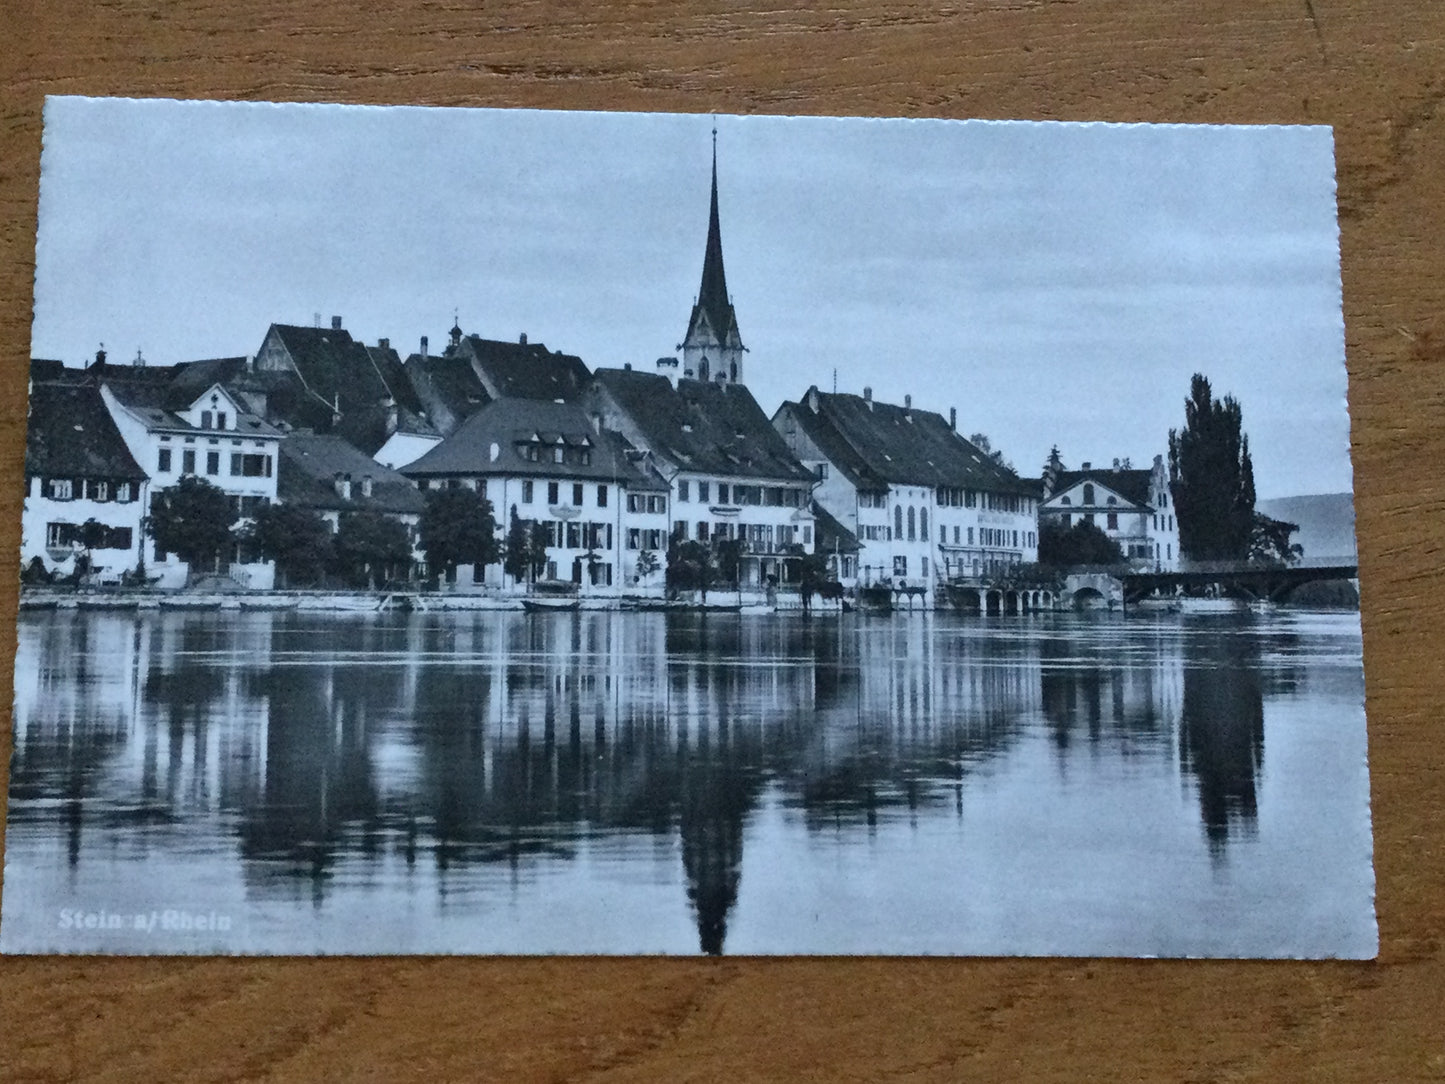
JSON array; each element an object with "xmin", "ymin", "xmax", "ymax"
[
  {"xmin": 624, "ymin": 362, "xmax": 632, "ymax": 371},
  {"xmin": 1081, "ymin": 461, "xmax": 1091, "ymax": 470},
  {"xmin": 519, "ymin": 332, "xmax": 528, "ymax": 345},
  {"xmin": 807, "ymin": 387, "xmax": 820, "ymax": 413},
  {"xmin": 904, "ymin": 394, "xmax": 912, "ymax": 409},
  {"xmin": 863, "ymin": 386, "xmax": 872, "ymax": 401},
  {"xmin": 93, "ymin": 345, "xmax": 107, "ymax": 368},
  {"xmin": 331, "ymin": 315, "xmax": 342, "ymax": 331},
  {"xmin": 384, "ymin": 397, "xmax": 398, "ymax": 436},
  {"xmin": 420, "ymin": 335, "xmax": 429, "ymax": 360},
  {"xmin": 360, "ymin": 475, "xmax": 373, "ymax": 498},
  {"xmin": 245, "ymin": 353, "xmax": 255, "ymax": 373},
  {"xmin": 378, "ymin": 338, "xmax": 389, "ymax": 350},
  {"xmin": 949, "ymin": 407, "xmax": 956, "ymax": 430}
]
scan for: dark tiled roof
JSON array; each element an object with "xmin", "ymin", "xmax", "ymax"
[
  {"xmin": 1048, "ymin": 468, "xmax": 1155, "ymax": 510},
  {"xmin": 26, "ymin": 382, "xmax": 148, "ymax": 481},
  {"xmin": 782, "ymin": 389, "xmax": 1034, "ymax": 496},
  {"xmin": 106, "ymin": 380, "xmax": 282, "ymax": 437},
  {"xmin": 591, "ymin": 369, "xmax": 814, "ymax": 483},
  {"xmin": 277, "ymin": 434, "xmax": 425, "ymax": 515},
  {"xmin": 810, "ymin": 500, "xmax": 861, "ymax": 554},
  {"xmin": 167, "ymin": 357, "xmax": 248, "ymax": 407},
  {"xmin": 402, "ymin": 398, "xmax": 668, "ymax": 491},
  {"xmin": 405, "ymin": 353, "xmax": 491, "ymax": 434},
  {"xmin": 773, "ymin": 400, "xmax": 887, "ymax": 491},
  {"xmin": 460, "ymin": 335, "xmax": 591, "ymax": 402},
  {"xmin": 365, "ymin": 343, "xmax": 427, "ymax": 418}
]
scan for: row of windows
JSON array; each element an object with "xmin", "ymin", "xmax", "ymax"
[
  {"xmin": 1062, "ymin": 511, "xmax": 1171, "ymax": 533},
  {"xmin": 673, "ymin": 521, "xmax": 813, "ymax": 547},
  {"xmin": 157, "ymin": 448, "xmax": 272, "ymax": 479},
  {"xmin": 627, "ymin": 493, "xmax": 667, "ymax": 514},
  {"xmin": 46, "ymin": 522, "xmax": 133, "ymax": 551},
  {"xmin": 42, "ymin": 478, "xmax": 135, "ymax": 503},
  {"xmin": 677, "ymin": 480, "xmax": 807, "ymax": 508},
  {"xmin": 198, "ymin": 409, "xmax": 229, "ymax": 431},
  {"xmin": 537, "ymin": 520, "xmax": 612, "ymax": 551},
  {"xmin": 1153, "ymin": 514, "xmax": 1175, "ymax": 531},
  {"xmin": 516, "ymin": 441, "xmax": 592, "ymax": 466}
]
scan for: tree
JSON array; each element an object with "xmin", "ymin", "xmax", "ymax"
[
  {"xmin": 335, "ymin": 510, "xmax": 413, "ymax": 588},
  {"xmin": 633, "ymin": 548, "xmax": 660, "ymax": 585},
  {"xmin": 527, "ymin": 521, "xmax": 551, "ymax": 581},
  {"xmin": 248, "ymin": 503, "xmax": 333, "ymax": 587},
  {"xmin": 1168, "ymin": 374, "xmax": 1256, "ymax": 561},
  {"xmin": 714, "ymin": 538, "xmax": 743, "ymax": 589},
  {"xmin": 1042, "ymin": 446, "xmax": 1066, "ymax": 497},
  {"xmin": 77, "ymin": 518, "xmax": 109, "ymax": 563},
  {"xmin": 1038, "ymin": 520, "xmax": 1125, "ymax": 567},
  {"xmin": 667, "ymin": 536, "xmax": 717, "ymax": 601},
  {"xmin": 1249, "ymin": 513, "xmax": 1304, "ymax": 567},
  {"xmin": 148, "ymin": 476, "xmax": 236, "ymax": 581},
  {"xmin": 503, "ymin": 505, "xmax": 532, "ymax": 583},
  {"xmin": 969, "ymin": 432, "xmax": 1014, "ymax": 472},
  {"xmin": 418, "ymin": 487, "xmax": 499, "ymax": 581}
]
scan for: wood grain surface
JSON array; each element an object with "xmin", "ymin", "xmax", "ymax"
[{"xmin": 2, "ymin": 2, "xmax": 1442, "ymax": 1080}]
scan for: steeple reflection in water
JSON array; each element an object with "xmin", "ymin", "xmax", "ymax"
[{"xmin": 2, "ymin": 608, "xmax": 1374, "ymax": 956}]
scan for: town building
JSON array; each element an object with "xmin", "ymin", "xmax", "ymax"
[
  {"xmin": 772, "ymin": 386, "xmax": 1039, "ymax": 602},
  {"xmin": 401, "ymin": 397, "xmax": 670, "ymax": 595},
  {"xmin": 583, "ymin": 368, "xmax": 817, "ymax": 590},
  {"xmin": 22, "ymin": 375, "xmax": 149, "ymax": 582},
  {"xmin": 1038, "ymin": 456, "xmax": 1179, "ymax": 570},
  {"xmin": 100, "ymin": 378, "xmax": 282, "ymax": 588},
  {"xmin": 276, "ymin": 433, "xmax": 427, "ymax": 565},
  {"xmin": 252, "ymin": 319, "xmax": 441, "ymax": 467},
  {"xmin": 405, "ymin": 323, "xmax": 592, "ymax": 438}
]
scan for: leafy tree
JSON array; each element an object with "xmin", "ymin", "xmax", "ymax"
[
  {"xmin": 148, "ymin": 476, "xmax": 236, "ymax": 580},
  {"xmin": 1038, "ymin": 520, "xmax": 1125, "ymax": 568},
  {"xmin": 969, "ymin": 432, "xmax": 1014, "ymax": 472},
  {"xmin": 248, "ymin": 503, "xmax": 333, "ymax": 587},
  {"xmin": 527, "ymin": 521, "xmax": 551, "ymax": 581},
  {"xmin": 335, "ymin": 510, "xmax": 413, "ymax": 588},
  {"xmin": 419, "ymin": 487, "xmax": 499, "ymax": 581},
  {"xmin": 77, "ymin": 518, "xmax": 109, "ymax": 562},
  {"xmin": 503, "ymin": 506, "xmax": 532, "ymax": 583},
  {"xmin": 667, "ymin": 536, "xmax": 717, "ymax": 601},
  {"xmin": 633, "ymin": 548, "xmax": 660, "ymax": 585},
  {"xmin": 1249, "ymin": 513, "xmax": 1303, "ymax": 567},
  {"xmin": 714, "ymin": 538, "xmax": 743, "ymax": 589},
  {"xmin": 1168, "ymin": 374, "xmax": 1256, "ymax": 560}
]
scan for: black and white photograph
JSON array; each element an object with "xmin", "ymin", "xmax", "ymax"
[{"xmin": 1, "ymin": 98, "xmax": 1374, "ymax": 956}]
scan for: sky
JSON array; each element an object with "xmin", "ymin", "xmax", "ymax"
[{"xmin": 28, "ymin": 97, "xmax": 1353, "ymax": 498}]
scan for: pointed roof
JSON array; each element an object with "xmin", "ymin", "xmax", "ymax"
[
  {"xmin": 25, "ymin": 381, "xmax": 148, "ymax": 481},
  {"xmin": 684, "ymin": 137, "xmax": 742, "ymax": 349}
]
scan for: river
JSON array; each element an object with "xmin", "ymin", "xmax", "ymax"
[{"xmin": 0, "ymin": 607, "xmax": 1375, "ymax": 956}]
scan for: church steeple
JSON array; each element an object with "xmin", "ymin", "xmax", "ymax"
[{"xmin": 679, "ymin": 123, "xmax": 745, "ymax": 387}]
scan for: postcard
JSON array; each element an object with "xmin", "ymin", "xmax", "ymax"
[{"xmin": 1, "ymin": 98, "xmax": 1374, "ymax": 956}]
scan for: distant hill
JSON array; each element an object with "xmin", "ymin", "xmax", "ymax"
[{"xmin": 1256, "ymin": 493, "xmax": 1357, "ymax": 562}]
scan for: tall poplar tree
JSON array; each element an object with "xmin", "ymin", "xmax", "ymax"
[{"xmin": 1168, "ymin": 374, "xmax": 1257, "ymax": 561}]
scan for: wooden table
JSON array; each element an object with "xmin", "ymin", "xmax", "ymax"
[{"xmin": 3, "ymin": 2, "xmax": 1441, "ymax": 1079}]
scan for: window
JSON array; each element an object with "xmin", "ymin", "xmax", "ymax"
[
  {"xmin": 698, "ymin": 481, "xmax": 710, "ymax": 502},
  {"xmin": 201, "ymin": 410, "xmax": 213, "ymax": 429},
  {"xmin": 182, "ymin": 450, "xmax": 196, "ymax": 475},
  {"xmin": 89, "ymin": 480, "xmax": 109, "ymax": 502},
  {"xmin": 967, "ymin": 527, "xmax": 974, "ymax": 545},
  {"xmin": 815, "ymin": 462, "xmax": 829, "ymax": 480},
  {"xmin": 965, "ymin": 490, "xmax": 977, "ymax": 508},
  {"xmin": 117, "ymin": 482, "xmax": 132, "ymax": 503},
  {"xmin": 673, "ymin": 519, "xmax": 686, "ymax": 540},
  {"xmin": 627, "ymin": 528, "xmax": 641, "ymax": 550},
  {"xmin": 47, "ymin": 479, "xmax": 73, "ymax": 500},
  {"xmin": 953, "ymin": 525, "xmax": 960, "ymax": 544},
  {"xmin": 803, "ymin": 526, "xmax": 812, "ymax": 545},
  {"xmin": 906, "ymin": 506, "xmax": 916, "ymax": 541},
  {"xmin": 565, "ymin": 522, "xmax": 581, "ymax": 549},
  {"xmin": 696, "ymin": 521, "xmax": 709, "ymax": 541},
  {"xmin": 717, "ymin": 483, "xmax": 729, "ymax": 504},
  {"xmin": 217, "ymin": 412, "xmax": 227, "ymax": 430},
  {"xmin": 893, "ymin": 555, "xmax": 907, "ymax": 577},
  {"xmin": 522, "ymin": 480, "xmax": 533, "ymax": 503},
  {"xmin": 920, "ymin": 508, "xmax": 928, "ymax": 540},
  {"xmin": 894, "ymin": 506, "xmax": 903, "ymax": 539},
  {"xmin": 547, "ymin": 482, "xmax": 559, "ymax": 504},
  {"xmin": 1083, "ymin": 483, "xmax": 1095, "ymax": 504},
  {"xmin": 230, "ymin": 453, "xmax": 271, "ymax": 477},
  {"xmin": 1106, "ymin": 496, "xmax": 1117, "ymax": 506},
  {"xmin": 678, "ymin": 480, "xmax": 689, "ymax": 502},
  {"xmin": 206, "ymin": 451, "xmax": 219, "ymax": 475},
  {"xmin": 1084, "ymin": 513, "xmax": 1095, "ymax": 526},
  {"xmin": 572, "ymin": 483, "xmax": 584, "ymax": 506},
  {"xmin": 158, "ymin": 449, "xmax": 172, "ymax": 473},
  {"xmin": 648, "ymin": 495, "xmax": 666, "ymax": 514},
  {"xmin": 1106, "ymin": 512, "xmax": 1118, "ymax": 530},
  {"xmin": 597, "ymin": 484, "xmax": 607, "ymax": 508},
  {"xmin": 921, "ymin": 557, "xmax": 929, "ymax": 577},
  {"xmin": 940, "ymin": 525, "xmax": 946, "ymax": 544}
]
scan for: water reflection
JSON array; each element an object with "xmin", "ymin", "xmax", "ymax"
[{"xmin": 4, "ymin": 609, "xmax": 1370, "ymax": 956}]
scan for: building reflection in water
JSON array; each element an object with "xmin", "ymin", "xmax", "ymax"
[{"xmin": 7, "ymin": 609, "xmax": 1301, "ymax": 954}]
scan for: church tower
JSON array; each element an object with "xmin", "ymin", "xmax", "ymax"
[{"xmin": 678, "ymin": 127, "xmax": 746, "ymax": 386}]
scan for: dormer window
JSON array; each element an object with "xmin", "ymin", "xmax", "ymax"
[
  {"xmin": 551, "ymin": 446, "xmax": 564, "ymax": 464},
  {"xmin": 1083, "ymin": 484, "xmax": 1095, "ymax": 504},
  {"xmin": 201, "ymin": 410, "xmax": 213, "ymax": 429},
  {"xmin": 217, "ymin": 412, "xmax": 227, "ymax": 430}
]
